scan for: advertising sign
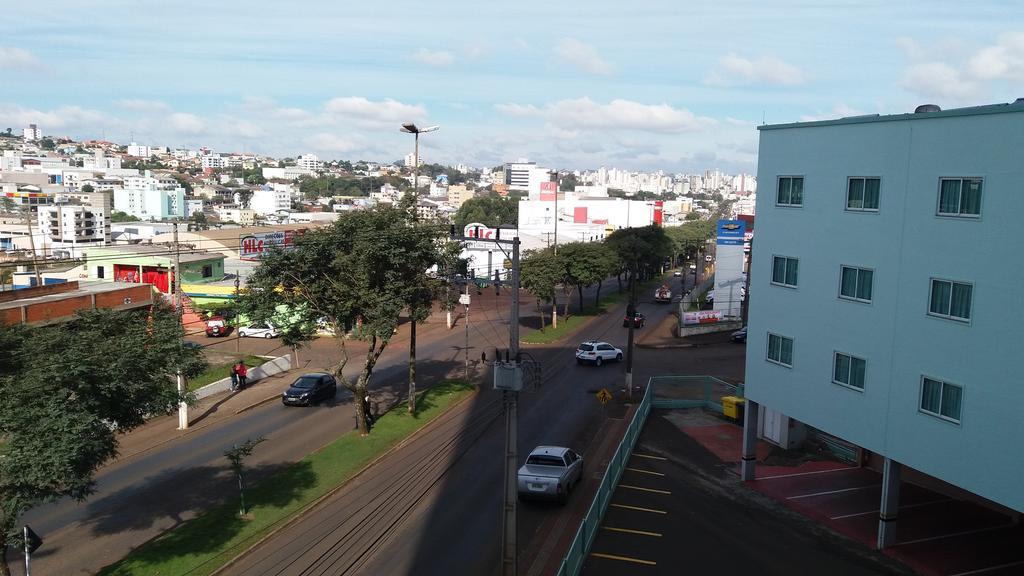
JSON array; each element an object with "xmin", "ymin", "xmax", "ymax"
[
  {"xmin": 682, "ymin": 310, "xmax": 723, "ymax": 326},
  {"xmin": 239, "ymin": 229, "xmax": 306, "ymax": 261},
  {"xmin": 464, "ymin": 222, "xmax": 500, "ymax": 251},
  {"xmin": 716, "ymin": 219, "xmax": 746, "ymax": 246}
]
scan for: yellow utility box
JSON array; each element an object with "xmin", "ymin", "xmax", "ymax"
[{"xmin": 722, "ymin": 396, "xmax": 745, "ymax": 420}]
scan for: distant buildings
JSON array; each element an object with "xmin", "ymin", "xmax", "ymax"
[
  {"xmin": 297, "ymin": 153, "xmax": 323, "ymax": 172},
  {"xmin": 113, "ymin": 171, "xmax": 186, "ymax": 220},
  {"xmin": 249, "ymin": 187, "xmax": 291, "ymax": 216},
  {"xmin": 23, "ymin": 124, "xmax": 41, "ymax": 142},
  {"xmin": 404, "ymin": 153, "xmax": 424, "ymax": 168},
  {"xmin": 36, "ymin": 191, "xmax": 112, "ymax": 257}
]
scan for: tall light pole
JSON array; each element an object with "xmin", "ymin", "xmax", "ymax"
[{"xmin": 399, "ymin": 122, "xmax": 439, "ymax": 415}]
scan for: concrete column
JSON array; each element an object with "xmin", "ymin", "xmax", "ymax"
[
  {"xmin": 740, "ymin": 399, "xmax": 759, "ymax": 481},
  {"xmin": 877, "ymin": 458, "xmax": 902, "ymax": 549}
]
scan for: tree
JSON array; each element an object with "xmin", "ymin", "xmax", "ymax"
[
  {"xmin": 559, "ymin": 242, "xmax": 618, "ymax": 311},
  {"xmin": 110, "ymin": 210, "xmax": 135, "ymax": 223},
  {"xmin": 39, "ymin": 137, "xmax": 55, "ymax": 150},
  {"xmin": 238, "ymin": 207, "xmax": 445, "ymax": 434},
  {"xmin": 3, "ymin": 128, "xmax": 10, "ymax": 136},
  {"xmin": 605, "ymin": 225, "xmax": 674, "ymax": 283},
  {"xmin": 558, "ymin": 173, "xmax": 579, "ymax": 191},
  {"xmin": 0, "ymin": 305, "xmax": 199, "ymax": 576},
  {"xmin": 520, "ymin": 247, "xmax": 563, "ymax": 330},
  {"xmin": 171, "ymin": 173, "xmax": 194, "ymax": 195},
  {"xmin": 81, "ymin": 183, "xmax": 95, "ymax": 193},
  {"xmin": 224, "ymin": 437, "xmax": 266, "ymax": 517},
  {"xmin": 453, "ymin": 195, "xmax": 519, "ymax": 231},
  {"xmin": 667, "ymin": 219, "xmax": 714, "ymax": 266}
]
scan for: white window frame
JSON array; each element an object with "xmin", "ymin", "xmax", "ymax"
[
  {"xmin": 936, "ymin": 177, "xmax": 983, "ymax": 218},
  {"xmin": 918, "ymin": 376, "xmax": 963, "ymax": 425},
  {"xmin": 771, "ymin": 255, "xmax": 799, "ymax": 288},
  {"xmin": 927, "ymin": 277, "xmax": 973, "ymax": 323},
  {"xmin": 766, "ymin": 332, "xmax": 793, "ymax": 367},
  {"xmin": 845, "ymin": 177, "xmax": 881, "ymax": 212},
  {"xmin": 776, "ymin": 176, "xmax": 804, "ymax": 208},
  {"xmin": 838, "ymin": 265, "xmax": 873, "ymax": 303},
  {"xmin": 832, "ymin": 351, "xmax": 866, "ymax": 391}
]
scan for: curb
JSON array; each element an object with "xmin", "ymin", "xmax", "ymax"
[
  {"xmin": 636, "ymin": 342, "xmax": 697, "ymax": 349},
  {"xmin": 210, "ymin": 385, "xmax": 480, "ymax": 576},
  {"xmin": 234, "ymin": 393, "xmax": 282, "ymax": 414}
]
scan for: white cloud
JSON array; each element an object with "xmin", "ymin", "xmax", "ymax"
[
  {"xmin": 0, "ymin": 46, "xmax": 40, "ymax": 69},
  {"xmin": 412, "ymin": 48, "xmax": 455, "ymax": 67},
  {"xmin": 555, "ymin": 38, "xmax": 613, "ymax": 76},
  {"xmin": 168, "ymin": 112, "xmax": 206, "ymax": 135},
  {"xmin": 114, "ymin": 99, "xmax": 170, "ymax": 112},
  {"xmin": 967, "ymin": 32, "xmax": 1024, "ymax": 81},
  {"xmin": 899, "ymin": 33, "xmax": 1024, "ymax": 103},
  {"xmin": 900, "ymin": 62, "xmax": 980, "ymax": 101},
  {"xmin": 307, "ymin": 133, "xmax": 362, "ymax": 153},
  {"xmin": 0, "ymin": 104, "xmax": 108, "ymax": 131},
  {"xmin": 546, "ymin": 98, "xmax": 713, "ymax": 134},
  {"xmin": 494, "ymin": 103, "xmax": 541, "ymax": 116},
  {"xmin": 323, "ymin": 97, "xmax": 426, "ymax": 126},
  {"xmin": 705, "ymin": 54, "xmax": 804, "ymax": 86},
  {"xmin": 799, "ymin": 103, "xmax": 870, "ymax": 122}
]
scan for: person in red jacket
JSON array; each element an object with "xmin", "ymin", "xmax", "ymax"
[{"xmin": 234, "ymin": 360, "xmax": 248, "ymax": 390}]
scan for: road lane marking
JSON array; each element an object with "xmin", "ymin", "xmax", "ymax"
[
  {"xmin": 787, "ymin": 485, "xmax": 877, "ymax": 500},
  {"xmin": 626, "ymin": 467, "xmax": 665, "ymax": 476},
  {"xmin": 895, "ymin": 523, "xmax": 1016, "ymax": 546},
  {"xmin": 590, "ymin": 552, "xmax": 657, "ymax": 566},
  {"xmin": 829, "ymin": 498, "xmax": 952, "ymax": 520},
  {"xmin": 610, "ymin": 503, "xmax": 667, "ymax": 514},
  {"xmin": 950, "ymin": 560, "xmax": 1024, "ymax": 575},
  {"xmin": 632, "ymin": 453, "xmax": 667, "ymax": 461},
  {"xmin": 604, "ymin": 526, "xmax": 662, "ymax": 537},
  {"xmin": 620, "ymin": 484, "xmax": 671, "ymax": 495},
  {"xmin": 758, "ymin": 467, "xmax": 856, "ymax": 480}
]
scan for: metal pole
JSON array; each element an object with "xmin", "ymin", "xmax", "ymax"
[
  {"xmin": 501, "ymin": 237, "xmax": 520, "ymax": 576},
  {"xmin": 234, "ymin": 273, "xmax": 240, "ymax": 353},
  {"xmin": 625, "ymin": 259, "xmax": 637, "ymax": 400},
  {"xmin": 464, "ymin": 281, "xmax": 470, "ymax": 380},
  {"xmin": 24, "ymin": 205, "xmax": 42, "ymax": 287},
  {"xmin": 23, "ymin": 526, "xmax": 30, "ymax": 576},
  {"xmin": 174, "ymin": 223, "xmax": 188, "ymax": 430},
  {"xmin": 408, "ymin": 131, "xmax": 420, "ymax": 414}
]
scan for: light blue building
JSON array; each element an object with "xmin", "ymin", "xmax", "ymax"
[{"xmin": 741, "ymin": 99, "xmax": 1024, "ymax": 547}]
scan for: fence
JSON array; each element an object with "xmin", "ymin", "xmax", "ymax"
[{"xmin": 556, "ymin": 375, "xmax": 743, "ymax": 576}]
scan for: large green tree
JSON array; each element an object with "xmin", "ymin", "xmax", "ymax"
[
  {"xmin": 0, "ymin": 305, "xmax": 199, "ymax": 576},
  {"xmin": 605, "ymin": 225, "xmax": 674, "ymax": 283},
  {"xmin": 238, "ymin": 207, "xmax": 445, "ymax": 433},
  {"xmin": 520, "ymin": 247, "xmax": 563, "ymax": 330},
  {"xmin": 453, "ymin": 195, "xmax": 519, "ymax": 231},
  {"xmin": 559, "ymin": 242, "xmax": 618, "ymax": 312}
]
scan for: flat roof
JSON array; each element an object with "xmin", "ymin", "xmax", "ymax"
[
  {"xmin": 91, "ymin": 244, "xmax": 224, "ymax": 263},
  {"xmin": 0, "ymin": 281, "xmax": 149, "ymax": 311},
  {"xmin": 759, "ymin": 99, "xmax": 1024, "ymax": 131}
]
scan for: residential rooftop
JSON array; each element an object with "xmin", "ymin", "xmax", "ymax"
[{"xmin": 759, "ymin": 98, "xmax": 1024, "ymax": 131}]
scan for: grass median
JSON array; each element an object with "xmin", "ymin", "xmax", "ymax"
[
  {"xmin": 522, "ymin": 279, "xmax": 663, "ymax": 345},
  {"xmin": 99, "ymin": 380, "xmax": 476, "ymax": 576}
]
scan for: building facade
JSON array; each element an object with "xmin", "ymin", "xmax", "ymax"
[
  {"xmin": 743, "ymin": 102, "xmax": 1024, "ymax": 528},
  {"xmin": 249, "ymin": 188, "xmax": 291, "ymax": 216},
  {"xmin": 114, "ymin": 171, "xmax": 186, "ymax": 220},
  {"xmin": 36, "ymin": 191, "xmax": 112, "ymax": 256},
  {"xmin": 297, "ymin": 154, "xmax": 323, "ymax": 172}
]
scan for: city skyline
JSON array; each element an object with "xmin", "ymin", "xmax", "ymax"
[{"xmin": 2, "ymin": 1, "xmax": 1022, "ymax": 173}]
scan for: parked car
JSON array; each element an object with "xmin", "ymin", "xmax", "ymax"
[
  {"xmin": 239, "ymin": 322, "xmax": 280, "ymax": 338},
  {"xmin": 673, "ymin": 270, "xmax": 682, "ymax": 277},
  {"xmin": 517, "ymin": 446, "xmax": 583, "ymax": 503},
  {"xmin": 204, "ymin": 316, "xmax": 232, "ymax": 337},
  {"xmin": 575, "ymin": 341, "xmax": 623, "ymax": 366},
  {"xmin": 623, "ymin": 311, "xmax": 646, "ymax": 328},
  {"xmin": 731, "ymin": 326, "xmax": 747, "ymax": 343},
  {"xmin": 282, "ymin": 373, "xmax": 337, "ymax": 406}
]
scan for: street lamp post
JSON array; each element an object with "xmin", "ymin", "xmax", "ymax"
[{"xmin": 399, "ymin": 122, "xmax": 439, "ymax": 415}]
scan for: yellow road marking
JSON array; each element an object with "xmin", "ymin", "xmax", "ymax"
[
  {"xmin": 604, "ymin": 526, "xmax": 663, "ymax": 537},
  {"xmin": 610, "ymin": 503, "xmax": 667, "ymax": 514},
  {"xmin": 626, "ymin": 467, "xmax": 665, "ymax": 476},
  {"xmin": 591, "ymin": 552, "xmax": 657, "ymax": 566},
  {"xmin": 632, "ymin": 453, "xmax": 666, "ymax": 461},
  {"xmin": 620, "ymin": 484, "xmax": 671, "ymax": 495}
]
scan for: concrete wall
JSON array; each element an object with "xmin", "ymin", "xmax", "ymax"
[{"xmin": 193, "ymin": 354, "xmax": 293, "ymax": 401}]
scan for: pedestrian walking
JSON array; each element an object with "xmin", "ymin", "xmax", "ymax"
[
  {"xmin": 230, "ymin": 366, "xmax": 239, "ymax": 391},
  {"xmin": 235, "ymin": 360, "xmax": 248, "ymax": 390}
]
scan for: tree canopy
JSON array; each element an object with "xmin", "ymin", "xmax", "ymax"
[
  {"xmin": 605, "ymin": 225, "xmax": 674, "ymax": 280},
  {"xmin": 558, "ymin": 242, "xmax": 618, "ymax": 311},
  {"xmin": 0, "ymin": 305, "xmax": 199, "ymax": 574},
  {"xmin": 453, "ymin": 195, "xmax": 519, "ymax": 231}
]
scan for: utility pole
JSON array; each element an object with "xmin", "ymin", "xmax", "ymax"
[
  {"xmin": 234, "ymin": 273, "xmax": 241, "ymax": 354},
  {"xmin": 501, "ymin": 236, "xmax": 520, "ymax": 576},
  {"xmin": 464, "ymin": 281, "xmax": 470, "ymax": 380},
  {"xmin": 625, "ymin": 258, "xmax": 638, "ymax": 400},
  {"xmin": 173, "ymin": 223, "xmax": 188, "ymax": 430},
  {"xmin": 23, "ymin": 205, "xmax": 42, "ymax": 287}
]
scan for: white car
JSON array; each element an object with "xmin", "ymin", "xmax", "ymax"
[
  {"xmin": 575, "ymin": 341, "xmax": 623, "ymax": 366},
  {"xmin": 239, "ymin": 322, "xmax": 280, "ymax": 338}
]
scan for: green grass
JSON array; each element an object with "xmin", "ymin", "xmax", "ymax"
[
  {"xmin": 99, "ymin": 380, "xmax": 475, "ymax": 576},
  {"xmin": 188, "ymin": 355, "xmax": 265, "ymax": 391},
  {"xmin": 522, "ymin": 279, "xmax": 665, "ymax": 345}
]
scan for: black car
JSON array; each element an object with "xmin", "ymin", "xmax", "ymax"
[
  {"xmin": 623, "ymin": 312, "xmax": 646, "ymax": 328},
  {"xmin": 282, "ymin": 373, "xmax": 337, "ymax": 406},
  {"xmin": 730, "ymin": 326, "xmax": 747, "ymax": 343}
]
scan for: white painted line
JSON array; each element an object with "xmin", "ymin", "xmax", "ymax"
[
  {"xmin": 620, "ymin": 484, "xmax": 671, "ymax": 495},
  {"xmin": 626, "ymin": 467, "xmax": 665, "ymax": 477},
  {"xmin": 895, "ymin": 523, "xmax": 1016, "ymax": 547},
  {"xmin": 950, "ymin": 559, "xmax": 1024, "ymax": 576},
  {"xmin": 633, "ymin": 453, "xmax": 667, "ymax": 461},
  {"xmin": 787, "ymin": 485, "xmax": 878, "ymax": 500},
  {"xmin": 758, "ymin": 467, "xmax": 857, "ymax": 480},
  {"xmin": 829, "ymin": 498, "xmax": 952, "ymax": 520}
]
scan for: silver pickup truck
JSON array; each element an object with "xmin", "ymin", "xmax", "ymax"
[{"xmin": 517, "ymin": 446, "xmax": 583, "ymax": 503}]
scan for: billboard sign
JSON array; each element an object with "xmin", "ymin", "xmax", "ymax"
[
  {"xmin": 682, "ymin": 310, "xmax": 723, "ymax": 326},
  {"xmin": 716, "ymin": 219, "xmax": 746, "ymax": 246},
  {"xmin": 463, "ymin": 222, "xmax": 500, "ymax": 251},
  {"xmin": 239, "ymin": 229, "xmax": 306, "ymax": 261}
]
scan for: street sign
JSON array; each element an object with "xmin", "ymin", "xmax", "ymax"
[
  {"xmin": 596, "ymin": 388, "xmax": 612, "ymax": 405},
  {"xmin": 458, "ymin": 294, "xmax": 471, "ymax": 305},
  {"xmin": 705, "ymin": 255, "xmax": 713, "ymax": 262},
  {"xmin": 24, "ymin": 525, "xmax": 42, "ymax": 554}
]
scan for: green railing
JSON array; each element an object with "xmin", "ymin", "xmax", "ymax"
[
  {"xmin": 556, "ymin": 375, "xmax": 743, "ymax": 576},
  {"xmin": 556, "ymin": 381, "xmax": 652, "ymax": 576}
]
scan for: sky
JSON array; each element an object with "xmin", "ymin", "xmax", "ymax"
[{"xmin": 2, "ymin": 1, "xmax": 1023, "ymax": 174}]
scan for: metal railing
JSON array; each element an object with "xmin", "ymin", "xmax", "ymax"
[{"xmin": 649, "ymin": 375, "xmax": 744, "ymax": 412}]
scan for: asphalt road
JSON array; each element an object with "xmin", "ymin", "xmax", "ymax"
[{"xmin": 221, "ymin": 275, "xmax": 739, "ymax": 576}]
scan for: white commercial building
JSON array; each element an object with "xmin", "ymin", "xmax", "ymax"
[
  {"xmin": 114, "ymin": 171, "xmax": 186, "ymax": 220},
  {"xmin": 741, "ymin": 100, "xmax": 1024, "ymax": 549},
  {"xmin": 126, "ymin": 142, "xmax": 151, "ymax": 158},
  {"xmin": 23, "ymin": 124, "xmax": 41, "ymax": 141},
  {"xmin": 297, "ymin": 154, "xmax": 323, "ymax": 172},
  {"xmin": 36, "ymin": 192, "xmax": 112, "ymax": 257},
  {"xmin": 202, "ymin": 155, "xmax": 225, "ymax": 170},
  {"xmin": 404, "ymin": 153, "xmax": 424, "ymax": 168},
  {"xmin": 249, "ymin": 187, "xmax": 291, "ymax": 216}
]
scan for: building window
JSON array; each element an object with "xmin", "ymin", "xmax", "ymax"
[
  {"xmin": 767, "ymin": 333, "xmax": 794, "ymax": 367},
  {"xmin": 832, "ymin": 352, "xmax": 866, "ymax": 390},
  {"xmin": 920, "ymin": 377, "xmax": 962, "ymax": 423},
  {"xmin": 846, "ymin": 177, "xmax": 880, "ymax": 211},
  {"xmin": 839, "ymin": 266, "xmax": 873, "ymax": 302},
  {"xmin": 771, "ymin": 256, "xmax": 799, "ymax": 288},
  {"xmin": 928, "ymin": 278, "xmax": 972, "ymax": 321},
  {"xmin": 776, "ymin": 176, "xmax": 804, "ymax": 207},
  {"xmin": 202, "ymin": 265, "xmax": 213, "ymax": 278},
  {"xmin": 97, "ymin": 266, "xmax": 105, "ymax": 279},
  {"xmin": 937, "ymin": 178, "xmax": 982, "ymax": 217}
]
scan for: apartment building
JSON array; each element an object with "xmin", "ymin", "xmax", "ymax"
[
  {"xmin": 741, "ymin": 100, "xmax": 1024, "ymax": 547},
  {"xmin": 297, "ymin": 153, "xmax": 323, "ymax": 172},
  {"xmin": 36, "ymin": 192, "xmax": 112, "ymax": 256},
  {"xmin": 113, "ymin": 171, "xmax": 186, "ymax": 220},
  {"xmin": 249, "ymin": 187, "xmax": 291, "ymax": 216}
]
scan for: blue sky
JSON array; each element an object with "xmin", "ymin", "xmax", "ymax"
[{"xmin": 2, "ymin": 1, "xmax": 1022, "ymax": 174}]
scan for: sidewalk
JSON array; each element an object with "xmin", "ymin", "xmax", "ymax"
[{"xmin": 635, "ymin": 309, "xmax": 736, "ymax": 349}]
